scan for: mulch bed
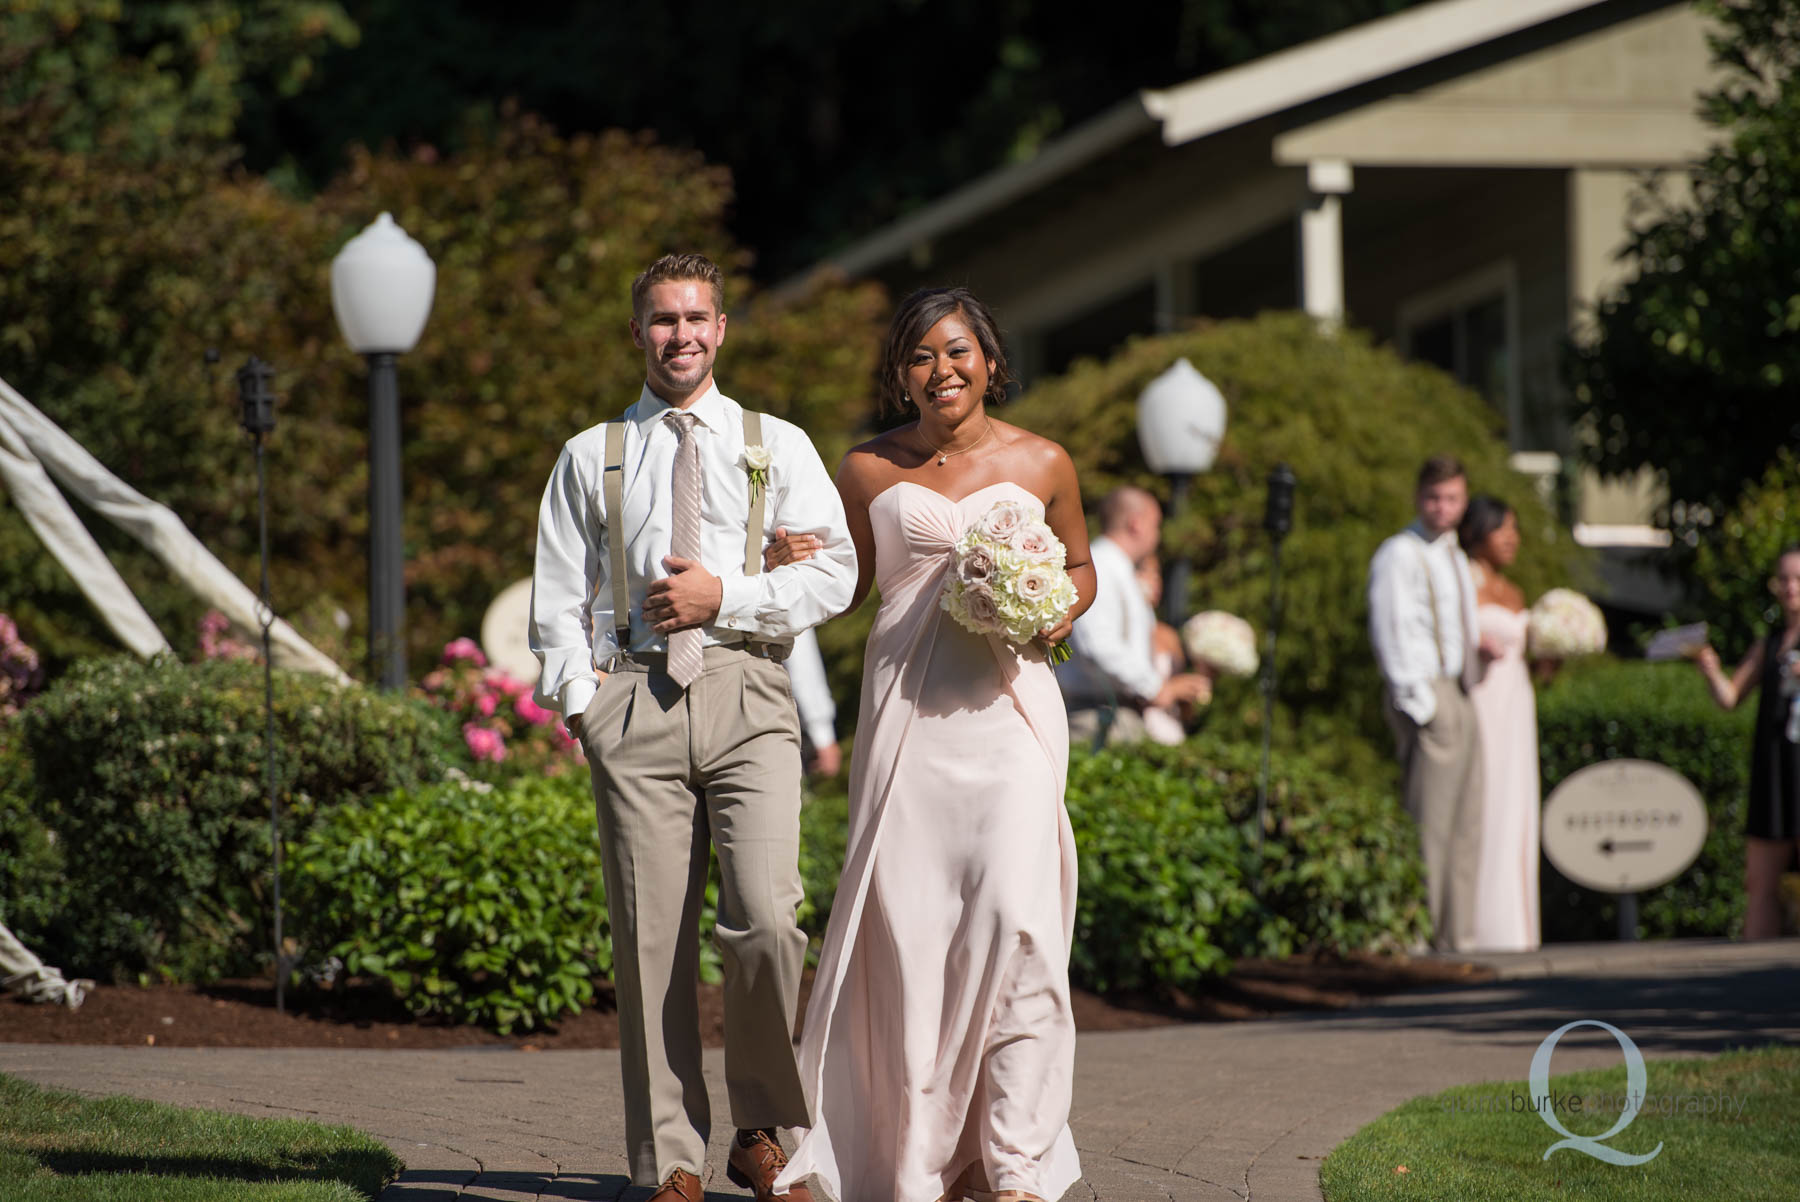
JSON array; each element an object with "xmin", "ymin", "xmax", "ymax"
[{"xmin": 0, "ymin": 953, "xmax": 1492, "ymax": 1050}]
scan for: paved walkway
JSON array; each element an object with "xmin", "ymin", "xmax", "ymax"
[{"xmin": 4, "ymin": 940, "xmax": 1796, "ymax": 1201}]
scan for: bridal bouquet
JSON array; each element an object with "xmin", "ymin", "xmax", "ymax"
[
  {"xmin": 1528, "ymin": 588, "xmax": 1608, "ymax": 659},
  {"xmin": 1181, "ymin": 610, "xmax": 1259, "ymax": 677},
  {"xmin": 941, "ymin": 500, "xmax": 1079, "ymax": 663}
]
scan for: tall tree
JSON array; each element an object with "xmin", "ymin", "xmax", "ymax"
[
  {"xmin": 1571, "ymin": 0, "xmax": 1800, "ymax": 526},
  {"xmin": 245, "ymin": 1, "xmax": 1427, "ymax": 277}
]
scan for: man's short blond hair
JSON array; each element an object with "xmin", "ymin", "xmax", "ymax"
[{"xmin": 631, "ymin": 253, "xmax": 725, "ymax": 318}]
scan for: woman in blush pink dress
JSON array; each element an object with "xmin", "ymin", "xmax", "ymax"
[
  {"xmin": 773, "ymin": 287, "xmax": 1095, "ymax": 1202},
  {"xmin": 1458, "ymin": 495, "xmax": 1541, "ymax": 952}
]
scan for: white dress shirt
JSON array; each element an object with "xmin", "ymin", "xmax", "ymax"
[
  {"xmin": 784, "ymin": 625, "xmax": 837, "ymax": 750},
  {"xmin": 530, "ymin": 383, "xmax": 856, "ymax": 719},
  {"xmin": 1059, "ymin": 536, "xmax": 1165, "ymax": 706},
  {"xmin": 1368, "ymin": 521, "xmax": 1480, "ymax": 726}
]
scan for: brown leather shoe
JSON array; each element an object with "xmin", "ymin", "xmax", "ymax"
[
  {"xmin": 727, "ymin": 1129, "xmax": 813, "ymax": 1202},
  {"xmin": 649, "ymin": 1167, "xmax": 702, "ymax": 1202}
]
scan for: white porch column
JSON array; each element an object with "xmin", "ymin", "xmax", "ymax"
[{"xmin": 1299, "ymin": 158, "xmax": 1353, "ymax": 326}]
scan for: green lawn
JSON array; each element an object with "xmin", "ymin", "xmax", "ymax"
[
  {"xmin": 1321, "ymin": 1044, "xmax": 1800, "ymax": 1201},
  {"xmin": 0, "ymin": 1073, "xmax": 403, "ymax": 1201}
]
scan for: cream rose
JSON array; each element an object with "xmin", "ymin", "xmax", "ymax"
[
  {"xmin": 959, "ymin": 544, "xmax": 996, "ymax": 584},
  {"xmin": 741, "ymin": 444, "xmax": 772, "ymax": 472},
  {"xmin": 962, "ymin": 584, "xmax": 1001, "ymax": 628},
  {"xmin": 977, "ymin": 501, "xmax": 1028, "ymax": 542},
  {"xmin": 1011, "ymin": 522, "xmax": 1059, "ymax": 562},
  {"xmin": 1015, "ymin": 566, "xmax": 1054, "ymax": 603}
]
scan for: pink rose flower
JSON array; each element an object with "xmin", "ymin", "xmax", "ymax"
[
  {"xmin": 958, "ymin": 544, "xmax": 996, "ymax": 584},
  {"xmin": 515, "ymin": 693, "xmax": 555, "ymax": 727},
  {"xmin": 1011, "ymin": 522, "xmax": 1059, "ymax": 562},
  {"xmin": 976, "ymin": 501, "xmax": 1028, "ymax": 543},
  {"xmin": 443, "ymin": 637, "xmax": 488, "ymax": 668},
  {"xmin": 476, "ymin": 692, "xmax": 498, "ymax": 717},
  {"xmin": 962, "ymin": 584, "xmax": 1001, "ymax": 629},
  {"xmin": 463, "ymin": 722, "xmax": 507, "ymax": 763}
]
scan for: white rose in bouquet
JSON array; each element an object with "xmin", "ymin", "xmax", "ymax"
[
  {"xmin": 1527, "ymin": 588, "xmax": 1607, "ymax": 660},
  {"xmin": 1180, "ymin": 610, "xmax": 1259, "ymax": 678}
]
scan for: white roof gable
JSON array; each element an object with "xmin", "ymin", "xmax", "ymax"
[{"xmin": 1143, "ymin": 0, "xmax": 1610, "ymax": 145}]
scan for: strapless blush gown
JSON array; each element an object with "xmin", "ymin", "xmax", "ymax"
[
  {"xmin": 776, "ymin": 481, "xmax": 1082, "ymax": 1202},
  {"xmin": 1469, "ymin": 603, "xmax": 1541, "ymax": 951}
]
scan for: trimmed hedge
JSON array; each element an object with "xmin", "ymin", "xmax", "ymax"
[
  {"xmin": 1537, "ymin": 658, "xmax": 1755, "ymax": 940},
  {"xmin": 288, "ymin": 775, "xmax": 608, "ymax": 1034},
  {"xmin": 1066, "ymin": 736, "xmax": 1427, "ymax": 995},
  {"xmin": 13, "ymin": 656, "xmax": 466, "ymax": 980},
  {"xmin": 0, "ymin": 735, "xmax": 63, "ymax": 935},
  {"xmin": 272, "ymin": 727, "xmax": 1422, "ymax": 1027}
]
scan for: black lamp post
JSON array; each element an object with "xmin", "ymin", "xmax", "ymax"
[
  {"xmin": 1255, "ymin": 463, "xmax": 1297, "ymax": 862},
  {"xmin": 329, "ymin": 213, "xmax": 436, "ymax": 690},
  {"xmin": 235, "ymin": 355, "xmax": 284, "ymax": 1014}
]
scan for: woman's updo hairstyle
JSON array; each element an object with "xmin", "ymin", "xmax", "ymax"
[
  {"xmin": 1457, "ymin": 494, "xmax": 1514, "ymax": 557},
  {"xmin": 878, "ymin": 287, "xmax": 1011, "ymax": 416}
]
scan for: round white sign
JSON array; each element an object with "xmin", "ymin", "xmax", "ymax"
[
  {"xmin": 1540, "ymin": 760, "xmax": 1708, "ymax": 894},
  {"xmin": 480, "ymin": 577, "xmax": 538, "ymax": 687}
]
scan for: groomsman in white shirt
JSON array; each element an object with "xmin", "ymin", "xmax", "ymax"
[
  {"xmin": 1367, "ymin": 455, "xmax": 1485, "ymax": 953},
  {"xmin": 1059, "ymin": 486, "xmax": 1212, "ymax": 746},
  {"xmin": 531, "ymin": 254, "xmax": 853, "ymax": 1202}
]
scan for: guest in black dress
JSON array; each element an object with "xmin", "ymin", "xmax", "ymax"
[{"xmin": 1696, "ymin": 545, "xmax": 1800, "ymax": 939}]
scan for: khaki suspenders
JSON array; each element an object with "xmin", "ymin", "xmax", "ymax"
[
  {"xmin": 601, "ymin": 420, "xmax": 631, "ymax": 652},
  {"xmin": 742, "ymin": 409, "xmax": 765, "ymax": 577},
  {"xmin": 593, "ymin": 408, "xmax": 768, "ymax": 662}
]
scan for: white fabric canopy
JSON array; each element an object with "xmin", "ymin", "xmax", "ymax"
[{"xmin": 0, "ymin": 373, "xmax": 348, "ymax": 681}]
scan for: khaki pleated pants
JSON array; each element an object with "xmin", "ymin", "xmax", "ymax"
[
  {"xmin": 579, "ymin": 645, "xmax": 810, "ymax": 1185},
  {"xmin": 1386, "ymin": 678, "xmax": 1486, "ymax": 953}
]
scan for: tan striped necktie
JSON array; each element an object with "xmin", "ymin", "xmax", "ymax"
[{"xmin": 665, "ymin": 410, "xmax": 704, "ymax": 689}]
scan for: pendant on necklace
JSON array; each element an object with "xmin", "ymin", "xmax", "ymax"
[{"xmin": 937, "ymin": 455, "xmax": 947, "ymax": 465}]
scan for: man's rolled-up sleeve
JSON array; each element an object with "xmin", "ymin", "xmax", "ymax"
[{"xmin": 715, "ymin": 419, "xmax": 856, "ymax": 638}]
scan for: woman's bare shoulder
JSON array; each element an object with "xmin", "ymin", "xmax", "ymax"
[{"xmin": 838, "ymin": 429, "xmax": 915, "ymax": 502}]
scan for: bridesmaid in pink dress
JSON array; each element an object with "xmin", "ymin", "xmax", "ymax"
[
  {"xmin": 1458, "ymin": 496, "xmax": 1541, "ymax": 952},
  {"xmin": 774, "ymin": 288, "xmax": 1095, "ymax": 1202}
]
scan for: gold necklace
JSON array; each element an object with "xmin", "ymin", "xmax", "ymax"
[{"xmin": 920, "ymin": 419, "xmax": 994, "ymax": 466}]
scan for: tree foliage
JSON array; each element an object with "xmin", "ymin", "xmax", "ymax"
[
  {"xmin": 1571, "ymin": 0, "xmax": 1800, "ymax": 522},
  {"xmin": 0, "ymin": 14, "xmax": 887, "ymax": 676},
  {"xmin": 245, "ymin": 0, "xmax": 1428, "ymax": 275},
  {"xmin": 1005, "ymin": 314, "xmax": 1590, "ymax": 766}
]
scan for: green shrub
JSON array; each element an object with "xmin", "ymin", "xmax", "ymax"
[
  {"xmin": 0, "ymin": 734, "xmax": 64, "ymax": 937},
  {"xmin": 16, "ymin": 656, "xmax": 465, "ymax": 981},
  {"xmin": 994, "ymin": 313, "xmax": 1593, "ymax": 775},
  {"xmin": 1065, "ymin": 735, "xmax": 1427, "ymax": 996},
  {"xmin": 1536, "ymin": 658, "xmax": 1755, "ymax": 940},
  {"xmin": 797, "ymin": 788, "xmax": 849, "ymax": 942},
  {"xmin": 287, "ymin": 774, "xmax": 608, "ymax": 1034},
  {"xmin": 1689, "ymin": 449, "xmax": 1800, "ymax": 663}
]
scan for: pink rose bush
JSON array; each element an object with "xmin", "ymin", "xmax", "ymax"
[
  {"xmin": 197, "ymin": 609, "xmax": 258, "ymax": 662},
  {"xmin": 1, "ymin": 614, "xmax": 45, "ymax": 718},
  {"xmin": 941, "ymin": 500, "xmax": 1079, "ymax": 663},
  {"xmin": 419, "ymin": 637, "xmax": 582, "ymax": 776}
]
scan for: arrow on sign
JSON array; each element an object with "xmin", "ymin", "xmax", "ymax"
[{"xmin": 1599, "ymin": 838, "xmax": 1655, "ymax": 855}]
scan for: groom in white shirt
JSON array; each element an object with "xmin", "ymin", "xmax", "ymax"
[
  {"xmin": 531, "ymin": 254, "xmax": 854, "ymax": 1202},
  {"xmin": 1367, "ymin": 454, "xmax": 1485, "ymax": 953}
]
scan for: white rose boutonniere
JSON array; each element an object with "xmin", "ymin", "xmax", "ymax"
[{"xmin": 741, "ymin": 444, "xmax": 771, "ymax": 503}]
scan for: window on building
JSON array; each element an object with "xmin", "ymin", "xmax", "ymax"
[{"xmin": 1398, "ymin": 262, "xmax": 1530, "ymax": 448}]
